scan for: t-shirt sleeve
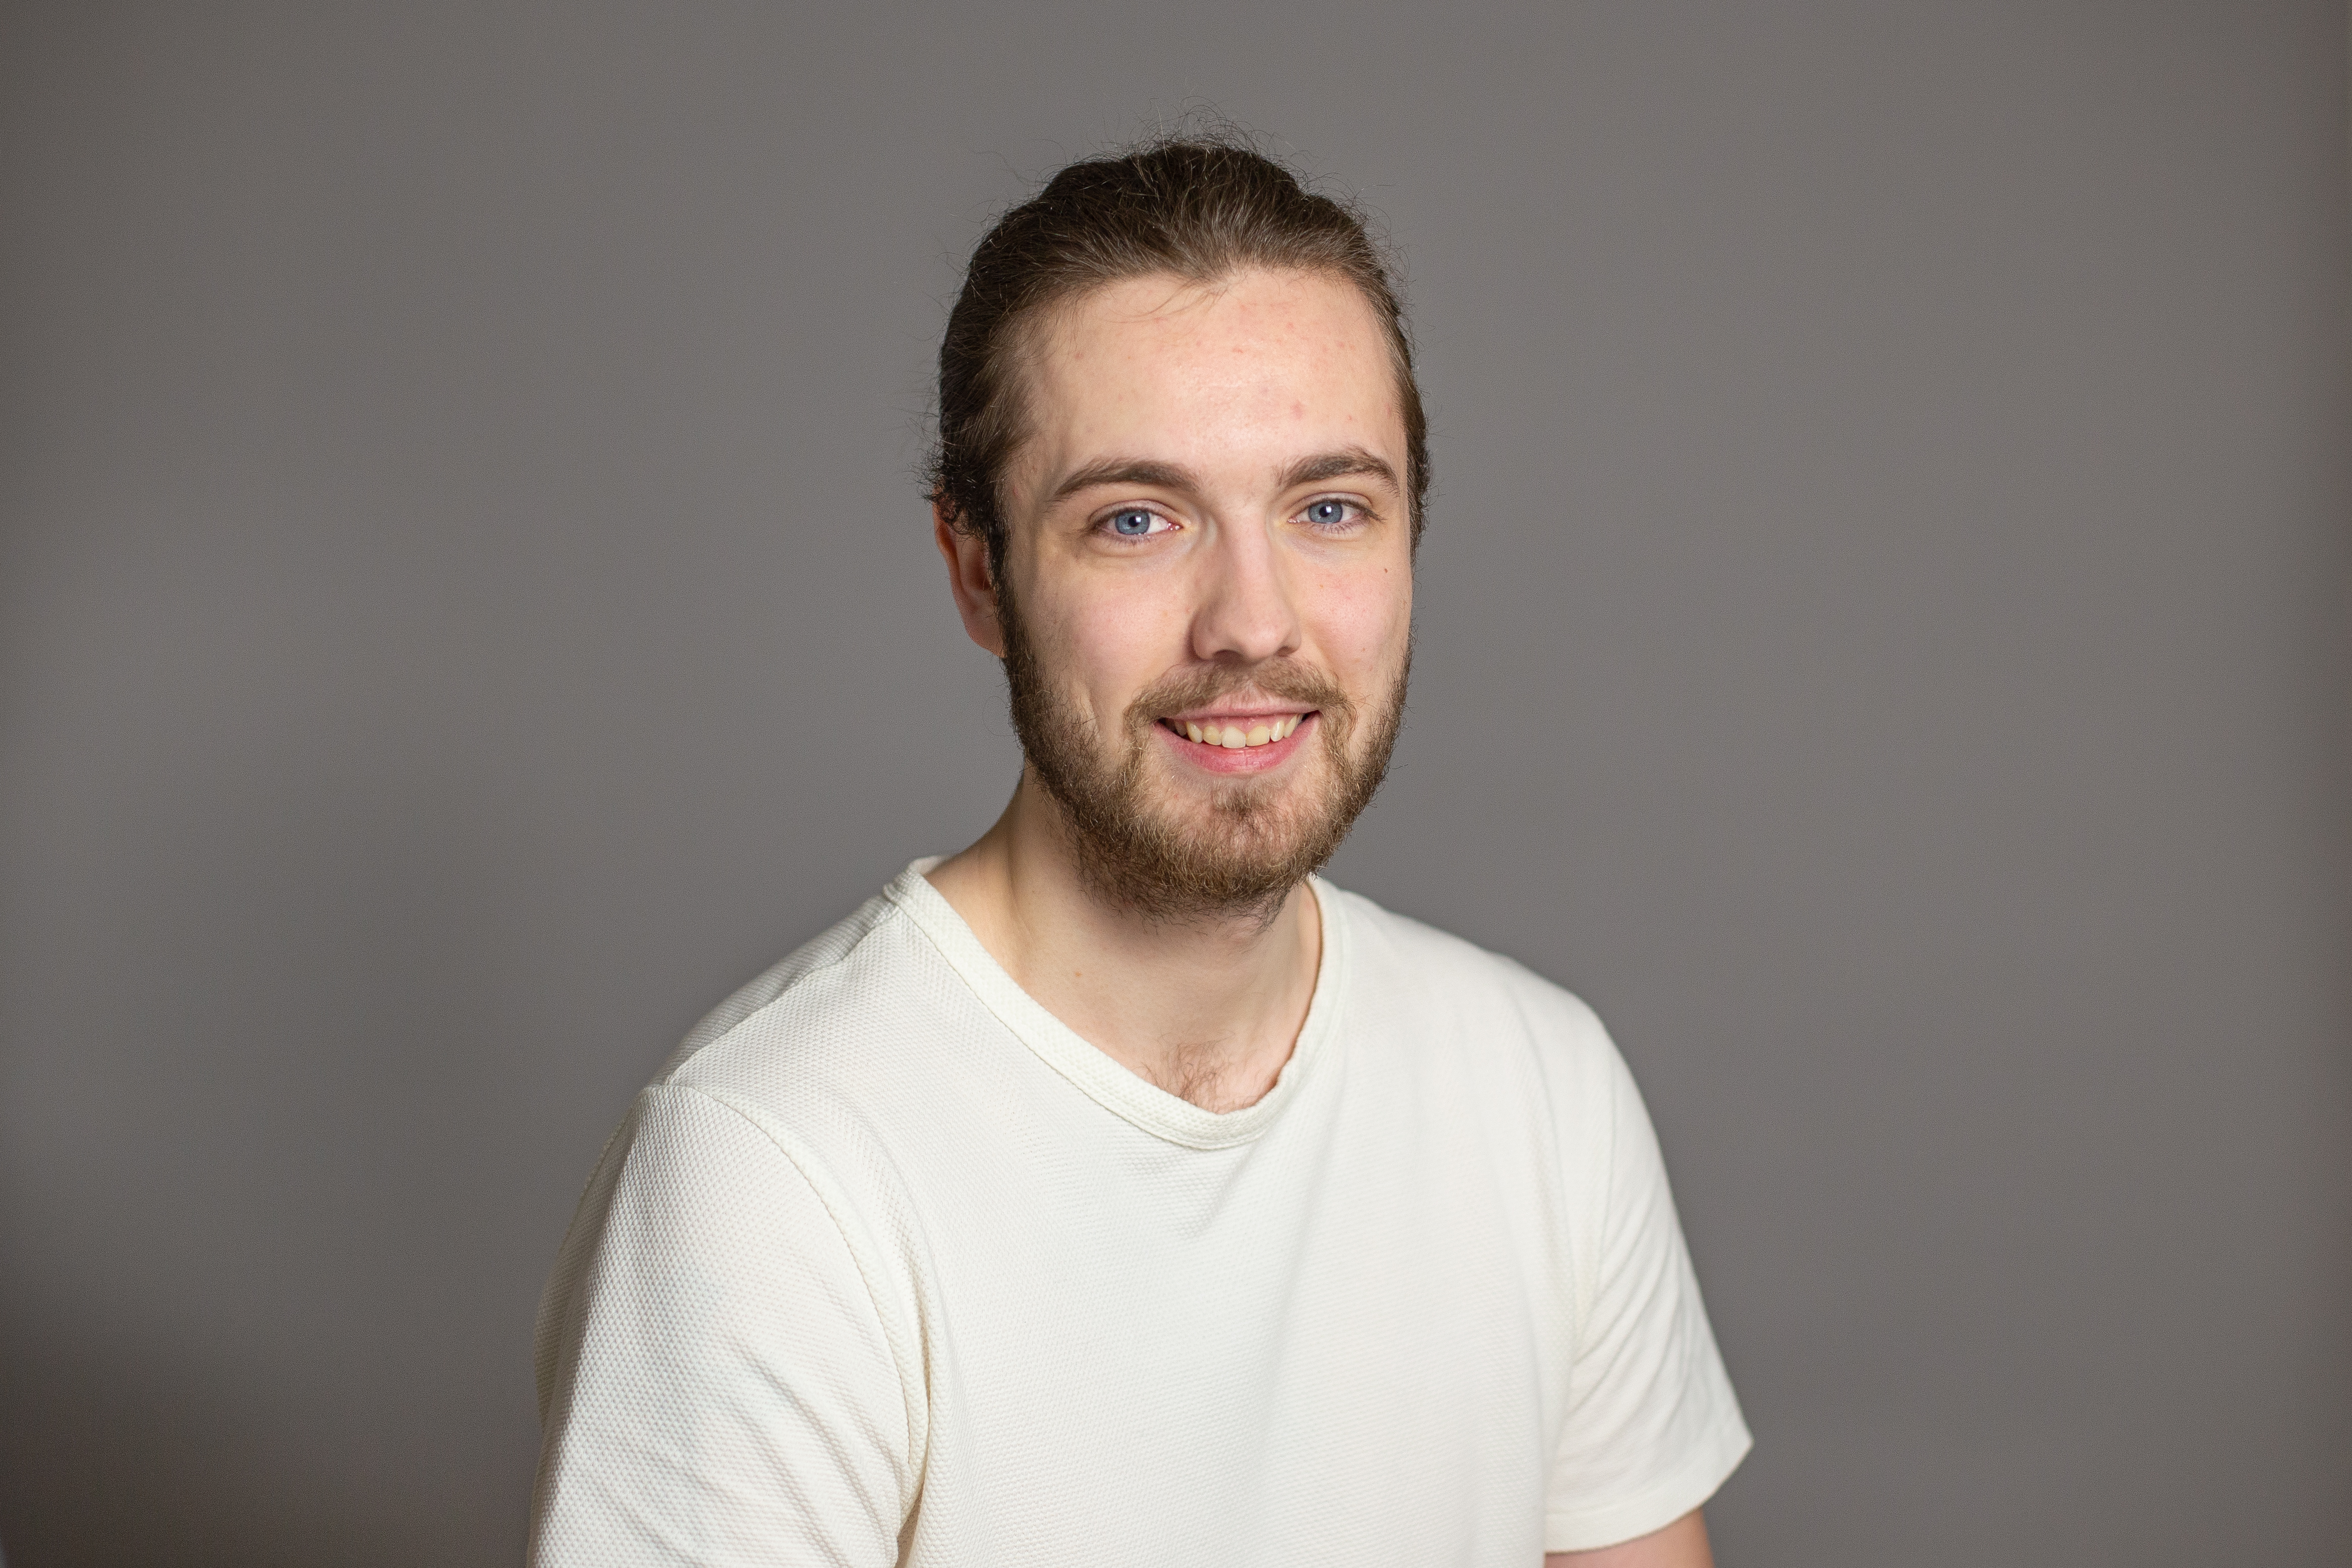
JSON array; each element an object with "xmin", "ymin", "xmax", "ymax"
[
  {"xmin": 529, "ymin": 1085, "xmax": 916, "ymax": 1568},
  {"xmin": 1544, "ymin": 1044, "xmax": 1751, "ymax": 1553}
]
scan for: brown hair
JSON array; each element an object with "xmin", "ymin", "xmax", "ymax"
[{"xmin": 929, "ymin": 136, "xmax": 1428, "ymax": 581}]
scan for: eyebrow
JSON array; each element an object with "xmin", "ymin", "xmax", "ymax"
[
  {"xmin": 1277, "ymin": 445, "xmax": 1399, "ymax": 494},
  {"xmin": 1047, "ymin": 459, "xmax": 1198, "ymax": 507},
  {"xmin": 1045, "ymin": 445, "xmax": 1400, "ymax": 508}
]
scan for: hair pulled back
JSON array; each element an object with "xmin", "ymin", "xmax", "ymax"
[{"xmin": 930, "ymin": 137, "xmax": 1428, "ymax": 579}]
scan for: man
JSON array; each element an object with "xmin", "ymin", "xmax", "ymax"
[{"xmin": 529, "ymin": 138, "xmax": 1749, "ymax": 1566}]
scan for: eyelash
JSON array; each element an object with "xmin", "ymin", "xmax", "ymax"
[
  {"xmin": 1098, "ymin": 506, "xmax": 1177, "ymax": 540},
  {"xmin": 1092, "ymin": 497, "xmax": 1372, "ymax": 540},
  {"xmin": 1297, "ymin": 496, "xmax": 1369, "ymax": 532}
]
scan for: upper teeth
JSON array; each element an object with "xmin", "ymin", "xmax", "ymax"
[{"xmin": 1181, "ymin": 715, "xmax": 1302, "ymax": 748}]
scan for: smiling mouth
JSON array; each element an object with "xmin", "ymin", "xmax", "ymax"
[{"xmin": 1158, "ymin": 713, "xmax": 1311, "ymax": 750}]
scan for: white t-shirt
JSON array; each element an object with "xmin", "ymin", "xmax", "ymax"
[{"xmin": 530, "ymin": 862, "xmax": 1749, "ymax": 1566}]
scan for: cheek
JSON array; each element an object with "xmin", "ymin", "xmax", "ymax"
[
  {"xmin": 1305, "ymin": 563, "xmax": 1413, "ymax": 683},
  {"xmin": 1035, "ymin": 580, "xmax": 1194, "ymax": 714}
]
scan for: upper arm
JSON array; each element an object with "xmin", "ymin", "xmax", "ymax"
[
  {"xmin": 530, "ymin": 1086, "xmax": 914, "ymax": 1567},
  {"xmin": 1545, "ymin": 1507, "xmax": 1713, "ymax": 1568},
  {"xmin": 1543, "ymin": 1028, "xmax": 1750, "ymax": 1552}
]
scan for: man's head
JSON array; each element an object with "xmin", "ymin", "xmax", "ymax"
[{"xmin": 932, "ymin": 139, "xmax": 1424, "ymax": 923}]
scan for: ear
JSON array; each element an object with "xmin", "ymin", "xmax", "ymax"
[{"xmin": 934, "ymin": 501, "xmax": 1006, "ymax": 658}]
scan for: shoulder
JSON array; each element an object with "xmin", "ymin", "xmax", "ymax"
[
  {"xmin": 662, "ymin": 895, "xmax": 897, "ymax": 1073},
  {"xmin": 1322, "ymin": 880, "xmax": 1615, "ymax": 1061},
  {"xmin": 602, "ymin": 883, "xmax": 1019, "ymax": 1218},
  {"xmin": 542, "ymin": 883, "xmax": 972, "ymax": 1347},
  {"xmin": 1317, "ymin": 879, "xmax": 1641, "ymax": 1161}
]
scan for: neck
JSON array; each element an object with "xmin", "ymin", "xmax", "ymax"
[{"xmin": 924, "ymin": 770, "xmax": 1321, "ymax": 1112}]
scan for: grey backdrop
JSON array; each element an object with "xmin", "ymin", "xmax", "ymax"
[{"xmin": 3, "ymin": 3, "xmax": 2346, "ymax": 1563}]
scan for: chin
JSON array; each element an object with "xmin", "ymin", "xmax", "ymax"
[{"xmin": 1057, "ymin": 769, "xmax": 1352, "ymax": 924}]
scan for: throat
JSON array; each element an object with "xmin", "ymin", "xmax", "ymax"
[
  {"xmin": 930, "ymin": 775, "xmax": 1327, "ymax": 1114},
  {"xmin": 1059, "ymin": 886, "xmax": 1324, "ymax": 1115},
  {"xmin": 1138, "ymin": 1033, "xmax": 1290, "ymax": 1113}
]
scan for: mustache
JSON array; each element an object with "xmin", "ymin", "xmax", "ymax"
[{"xmin": 1124, "ymin": 659, "xmax": 1355, "ymax": 727}]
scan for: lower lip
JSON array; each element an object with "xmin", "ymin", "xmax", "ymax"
[{"xmin": 1158, "ymin": 714, "xmax": 1316, "ymax": 774}]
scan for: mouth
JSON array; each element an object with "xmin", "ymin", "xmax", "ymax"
[{"xmin": 1158, "ymin": 711, "xmax": 1313, "ymax": 751}]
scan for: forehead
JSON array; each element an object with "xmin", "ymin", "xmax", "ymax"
[{"xmin": 1012, "ymin": 268, "xmax": 1404, "ymax": 496}]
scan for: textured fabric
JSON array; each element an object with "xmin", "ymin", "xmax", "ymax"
[{"xmin": 530, "ymin": 862, "xmax": 1749, "ymax": 1565}]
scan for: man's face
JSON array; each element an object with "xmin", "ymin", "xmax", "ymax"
[{"xmin": 981, "ymin": 266, "xmax": 1415, "ymax": 920}]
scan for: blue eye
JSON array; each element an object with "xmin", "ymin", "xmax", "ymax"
[
  {"xmin": 1305, "ymin": 499, "xmax": 1352, "ymax": 526},
  {"xmin": 1111, "ymin": 509, "xmax": 1157, "ymax": 536}
]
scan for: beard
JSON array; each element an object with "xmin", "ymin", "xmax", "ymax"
[{"xmin": 998, "ymin": 582, "xmax": 1408, "ymax": 926}]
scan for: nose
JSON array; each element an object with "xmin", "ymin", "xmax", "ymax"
[{"xmin": 1189, "ymin": 519, "xmax": 1302, "ymax": 667}]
